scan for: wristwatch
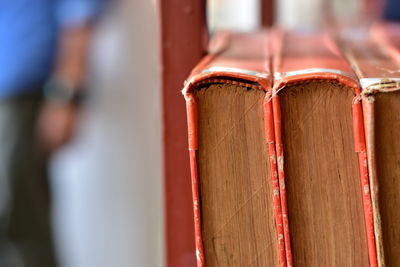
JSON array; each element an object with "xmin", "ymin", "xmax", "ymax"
[{"xmin": 43, "ymin": 76, "xmax": 86, "ymax": 105}]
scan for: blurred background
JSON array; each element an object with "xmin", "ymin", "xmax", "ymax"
[
  {"xmin": 0, "ymin": 0, "xmax": 396, "ymax": 266},
  {"xmin": 50, "ymin": 1, "xmax": 162, "ymax": 267}
]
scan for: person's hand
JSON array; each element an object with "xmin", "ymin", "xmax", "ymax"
[
  {"xmin": 36, "ymin": 101, "xmax": 79, "ymax": 154},
  {"xmin": 36, "ymin": 25, "xmax": 91, "ymax": 154}
]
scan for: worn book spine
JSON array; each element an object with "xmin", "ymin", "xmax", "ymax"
[
  {"xmin": 264, "ymin": 89, "xmax": 287, "ymax": 266},
  {"xmin": 271, "ymin": 28, "xmax": 377, "ymax": 267},
  {"xmin": 270, "ymin": 29, "xmax": 293, "ymax": 266},
  {"xmin": 343, "ymin": 23, "xmax": 400, "ymax": 267},
  {"xmin": 352, "ymin": 96, "xmax": 377, "ymax": 267},
  {"xmin": 182, "ymin": 31, "xmax": 287, "ymax": 267},
  {"xmin": 362, "ymin": 95, "xmax": 384, "ymax": 267}
]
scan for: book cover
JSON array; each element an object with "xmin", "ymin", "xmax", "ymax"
[
  {"xmin": 270, "ymin": 29, "xmax": 377, "ymax": 267},
  {"xmin": 182, "ymin": 31, "xmax": 286, "ymax": 267},
  {"xmin": 343, "ymin": 23, "xmax": 400, "ymax": 267}
]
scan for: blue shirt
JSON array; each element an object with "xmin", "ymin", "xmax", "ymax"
[
  {"xmin": 0, "ymin": 0, "xmax": 105, "ymax": 98},
  {"xmin": 385, "ymin": 0, "xmax": 400, "ymax": 21}
]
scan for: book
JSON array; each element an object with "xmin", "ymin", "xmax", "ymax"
[
  {"xmin": 270, "ymin": 29, "xmax": 376, "ymax": 267},
  {"xmin": 182, "ymin": 31, "xmax": 286, "ymax": 267},
  {"xmin": 342, "ymin": 23, "xmax": 400, "ymax": 267},
  {"xmin": 182, "ymin": 28, "xmax": 384, "ymax": 267}
]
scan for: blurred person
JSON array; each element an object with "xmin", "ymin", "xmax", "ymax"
[{"xmin": 0, "ymin": 0, "xmax": 106, "ymax": 266}]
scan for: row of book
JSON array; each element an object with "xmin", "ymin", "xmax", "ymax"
[{"xmin": 182, "ymin": 23, "xmax": 400, "ymax": 267}]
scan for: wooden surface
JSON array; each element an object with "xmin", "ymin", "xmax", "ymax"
[
  {"xmin": 195, "ymin": 84, "xmax": 279, "ymax": 266},
  {"xmin": 159, "ymin": 1, "xmax": 208, "ymax": 266},
  {"xmin": 374, "ymin": 92, "xmax": 400, "ymax": 267},
  {"xmin": 279, "ymin": 81, "xmax": 369, "ymax": 266}
]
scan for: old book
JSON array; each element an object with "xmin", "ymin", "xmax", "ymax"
[
  {"xmin": 270, "ymin": 29, "xmax": 377, "ymax": 267},
  {"xmin": 182, "ymin": 31, "xmax": 286, "ymax": 267},
  {"xmin": 342, "ymin": 23, "xmax": 400, "ymax": 267}
]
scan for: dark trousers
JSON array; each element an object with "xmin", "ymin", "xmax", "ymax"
[{"xmin": 0, "ymin": 92, "xmax": 57, "ymax": 267}]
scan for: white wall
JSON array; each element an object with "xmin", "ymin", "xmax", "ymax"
[
  {"xmin": 51, "ymin": 1, "xmax": 163, "ymax": 267},
  {"xmin": 208, "ymin": 0, "xmax": 260, "ymax": 32},
  {"xmin": 277, "ymin": 0, "xmax": 360, "ymax": 29}
]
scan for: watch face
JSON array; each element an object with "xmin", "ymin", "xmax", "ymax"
[{"xmin": 44, "ymin": 77, "xmax": 85, "ymax": 104}]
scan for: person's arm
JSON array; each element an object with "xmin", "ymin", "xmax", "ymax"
[
  {"xmin": 37, "ymin": 25, "xmax": 93, "ymax": 152},
  {"xmin": 54, "ymin": 25, "xmax": 92, "ymax": 90},
  {"xmin": 37, "ymin": 0, "xmax": 106, "ymax": 153}
]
